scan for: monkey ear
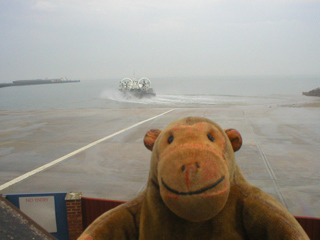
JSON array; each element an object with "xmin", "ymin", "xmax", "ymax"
[
  {"xmin": 144, "ymin": 129, "xmax": 162, "ymax": 151},
  {"xmin": 225, "ymin": 129, "xmax": 242, "ymax": 152}
]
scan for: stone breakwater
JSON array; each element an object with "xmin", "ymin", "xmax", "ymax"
[
  {"xmin": 0, "ymin": 79, "xmax": 80, "ymax": 88},
  {"xmin": 303, "ymin": 87, "xmax": 320, "ymax": 97}
]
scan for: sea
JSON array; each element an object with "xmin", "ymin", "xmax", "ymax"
[{"xmin": 0, "ymin": 76, "xmax": 319, "ymax": 110}]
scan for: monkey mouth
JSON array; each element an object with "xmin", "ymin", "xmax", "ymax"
[{"xmin": 161, "ymin": 176, "xmax": 225, "ymax": 196}]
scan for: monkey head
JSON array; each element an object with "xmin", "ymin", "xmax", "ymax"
[{"xmin": 144, "ymin": 117, "xmax": 242, "ymax": 222}]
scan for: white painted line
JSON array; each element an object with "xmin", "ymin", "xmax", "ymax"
[{"xmin": 0, "ymin": 109, "xmax": 175, "ymax": 191}]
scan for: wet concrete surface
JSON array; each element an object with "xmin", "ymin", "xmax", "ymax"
[{"xmin": 0, "ymin": 106, "xmax": 319, "ymax": 218}]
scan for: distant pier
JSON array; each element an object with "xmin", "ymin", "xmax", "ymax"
[{"xmin": 0, "ymin": 78, "xmax": 80, "ymax": 88}]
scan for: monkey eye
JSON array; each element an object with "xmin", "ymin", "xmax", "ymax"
[
  {"xmin": 207, "ymin": 133, "xmax": 215, "ymax": 142},
  {"xmin": 168, "ymin": 135, "xmax": 174, "ymax": 144}
]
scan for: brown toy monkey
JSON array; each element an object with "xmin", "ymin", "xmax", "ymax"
[{"xmin": 79, "ymin": 117, "xmax": 309, "ymax": 240}]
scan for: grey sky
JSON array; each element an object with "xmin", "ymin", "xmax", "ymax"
[{"xmin": 1, "ymin": 0, "xmax": 320, "ymax": 82}]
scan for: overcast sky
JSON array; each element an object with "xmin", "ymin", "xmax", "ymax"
[{"xmin": 0, "ymin": 0, "xmax": 320, "ymax": 82}]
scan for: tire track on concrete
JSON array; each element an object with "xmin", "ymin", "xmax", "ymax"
[{"xmin": 242, "ymin": 110, "xmax": 288, "ymax": 208}]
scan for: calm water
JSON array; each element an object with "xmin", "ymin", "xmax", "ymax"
[{"xmin": 0, "ymin": 76, "xmax": 319, "ymax": 110}]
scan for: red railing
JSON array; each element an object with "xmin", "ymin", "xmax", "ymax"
[
  {"xmin": 295, "ymin": 216, "xmax": 320, "ymax": 240},
  {"xmin": 81, "ymin": 197, "xmax": 320, "ymax": 239},
  {"xmin": 81, "ymin": 197, "xmax": 125, "ymax": 229}
]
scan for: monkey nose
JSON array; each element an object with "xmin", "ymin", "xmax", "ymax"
[
  {"xmin": 182, "ymin": 163, "xmax": 201, "ymax": 190},
  {"xmin": 181, "ymin": 162, "xmax": 200, "ymax": 172}
]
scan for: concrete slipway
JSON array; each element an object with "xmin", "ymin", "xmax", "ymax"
[{"xmin": 0, "ymin": 106, "xmax": 319, "ymax": 218}]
